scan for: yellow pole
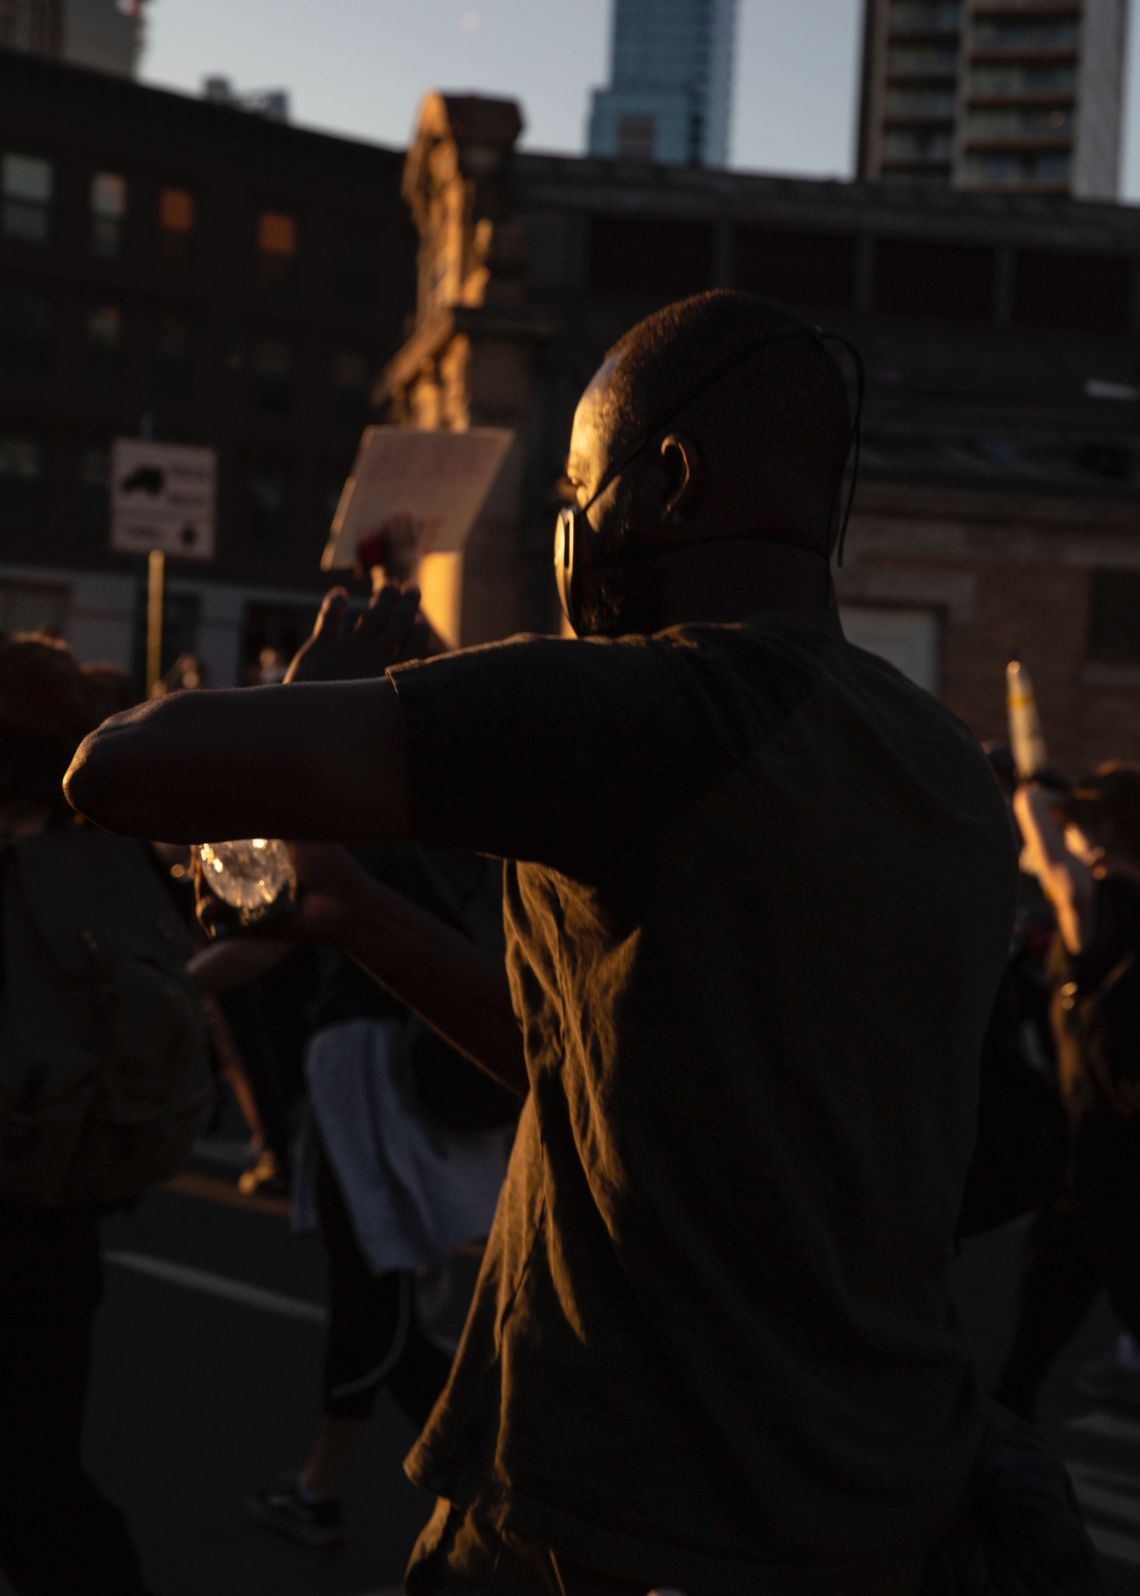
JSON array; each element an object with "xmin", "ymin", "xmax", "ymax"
[{"xmin": 146, "ymin": 548, "xmax": 165, "ymax": 694}]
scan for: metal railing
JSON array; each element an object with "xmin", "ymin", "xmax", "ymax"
[
  {"xmin": 968, "ymin": 64, "xmax": 1076, "ymax": 93},
  {"xmin": 963, "ymin": 108, "xmax": 1073, "ymax": 139},
  {"xmin": 960, "ymin": 152, "xmax": 1072, "ymax": 183},
  {"xmin": 884, "ymin": 89, "xmax": 959, "ymax": 116},
  {"xmin": 888, "ymin": 2, "xmax": 962, "ymax": 32},
  {"xmin": 882, "ymin": 132, "xmax": 956, "ymax": 159},
  {"xmin": 887, "ymin": 46, "xmax": 962, "ymax": 74},
  {"xmin": 971, "ymin": 20, "xmax": 1079, "ymax": 48}
]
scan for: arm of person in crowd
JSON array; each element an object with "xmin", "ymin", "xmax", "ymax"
[
  {"xmin": 1013, "ymin": 783, "xmax": 1094, "ymax": 955},
  {"xmin": 66, "ymin": 571, "xmax": 738, "ymax": 879},
  {"xmin": 187, "ymin": 936, "xmax": 292, "ymax": 997},
  {"xmin": 287, "ymin": 843, "xmax": 526, "ymax": 1097}
]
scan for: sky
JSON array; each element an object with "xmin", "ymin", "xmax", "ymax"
[{"xmin": 141, "ymin": 0, "xmax": 1140, "ymax": 200}]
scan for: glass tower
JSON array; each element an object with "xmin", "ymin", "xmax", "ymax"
[{"xmin": 588, "ymin": 0, "xmax": 737, "ymax": 168}]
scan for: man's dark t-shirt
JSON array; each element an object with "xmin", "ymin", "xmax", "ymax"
[{"xmin": 388, "ymin": 615, "xmax": 1017, "ymax": 1596}]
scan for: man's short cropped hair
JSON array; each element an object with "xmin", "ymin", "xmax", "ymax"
[{"xmin": 602, "ymin": 290, "xmax": 853, "ymax": 550}]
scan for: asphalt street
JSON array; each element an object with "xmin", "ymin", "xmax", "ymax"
[{"xmin": 84, "ymin": 1141, "xmax": 1140, "ymax": 1596}]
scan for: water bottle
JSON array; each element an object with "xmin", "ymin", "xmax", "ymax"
[{"xmin": 195, "ymin": 838, "xmax": 296, "ymax": 932}]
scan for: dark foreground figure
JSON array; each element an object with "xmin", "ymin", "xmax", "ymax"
[
  {"xmin": 66, "ymin": 292, "xmax": 1105, "ymax": 1595},
  {"xmin": 0, "ymin": 637, "xmax": 154, "ymax": 1596}
]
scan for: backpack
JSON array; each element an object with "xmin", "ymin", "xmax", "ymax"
[{"xmin": 0, "ymin": 827, "xmax": 212, "ymax": 1209}]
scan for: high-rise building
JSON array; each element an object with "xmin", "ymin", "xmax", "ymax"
[
  {"xmin": 0, "ymin": 0, "xmax": 145, "ymax": 78},
  {"xmin": 588, "ymin": 0, "xmax": 736, "ymax": 168},
  {"xmin": 856, "ymin": 0, "xmax": 1129, "ymax": 200}
]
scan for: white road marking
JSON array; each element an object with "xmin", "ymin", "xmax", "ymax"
[
  {"xmin": 1087, "ymin": 1524, "xmax": 1140, "ymax": 1569},
  {"xmin": 106, "ymin": 1250, "xmax": 326, "ymax": 1325},
  {"xmin": 1068, "ymin": 1409, "xmax": 1140, "ymax": 1445}
]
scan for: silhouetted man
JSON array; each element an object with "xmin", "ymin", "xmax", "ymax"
[{"xmin": 67, "ymin": 293, "xmax": 1102, "ymax": 1594}]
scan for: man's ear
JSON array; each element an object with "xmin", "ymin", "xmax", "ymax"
[{"xmin": 658, "ymin": 433, "xmax": 701, "ymax": 522}]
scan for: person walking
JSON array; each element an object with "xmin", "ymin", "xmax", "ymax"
[
  {"xmin": 67, "ymin": 291, "xmax": 1104, "ymax": 1595},
  {"xmin": 994, "ymin": 766, "xmax": 1140, "ymax": 1421}
]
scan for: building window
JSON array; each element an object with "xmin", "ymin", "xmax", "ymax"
[
  {"xmin": 87, "ymin": 305, "xmax": 123, "ymax": 387},
  {"xmin": 158, "ymin": 187, "xmax": 195, "ymax": 260},
  {"xmin": 886, "ymin": 45, "xmax": 960, "ymax": 75},
  {"xmin": 322, "ymin": 471, "xmax": 348, "ymax": 525},
  {"xmin": 884, "ymin": 88, "xmax": 957, "ymax": 116},
  {"xmin": 1012, "ymin": 252, "xmax": 1132, "ymax": 334},
  {"xmin": 88, "ymin": 305, "xmax": 122, "ymax": 350},
  {"xmin": 91, "ymin": 171, "xmax": 128, "ymax": 257},
  {"xmin": 257, "ymin": 210, "xmax": 296, "ymax": 281},
  {"xmin": 0, "ymin": 434, "xmax": 43, "ymax": 527},
  {"xmin": 337, "ymin": 210, "xmax": 384, "ymax": 305},
  {"xmin": 0, "ymin": 579, "xmax": 69, "ymax": 635},
  {"xmin": 130, "ymin": 589, "xmax": 202, "ymax": 690},
  {"xmin": 971, "ymin": 19, "xmax": 1078, "ymax": 50},
  {"xmin": 1, "ymin": 153, "xmax": 52, "ymax": 241},
  {"xmin": 339, "ymin": 269, "xmax": 372, "ymax": 306},
  {"xmin": 734, "ymin": 228, "xmax": 855, "ymax": 310},
  {"xmin": 248, "ymin": 466, "xmax": 289, "ymax": 542},
  {"xmin": 332, "ymin": 348, "xmax": 372, "ymax": 419},
  {"xmin": 242, "ymin": 602, "xmax": 314, "ymax": 683},
  {"xmin": 0, "ymin": 283, "xmax": 52, "ymax": 374},
  {"xmin": 617, "ymin": 114, "xmax": 657, "ymax": 160},
  {"xmin": 882, "ymin": 131, "xmax": 954, "ymax": 162},
  {"xmin": 252, "ymin": 336, "xmax": 293, "ymax": 413},
  {"xmin": 873, "ymin": 239, "xmax": 995, "ymax": 319},
  {"xmin": 587, "ymin": 217, "xmax": 716, "ymax": 297},
  {"xmin": 961, "ymin": 151, "xmax": 1071, "ymax": 187},
  {"xmin": 155, "ymin": 310, "xmax": 193, "ymax": 399},
  {"xmin": 968, "ymin": 64, "xmax": 1075, "ymax": 95},
  {"xmin": 79, "ymin": 445, "xmax": 110, "ymax": 537},
  {"xmin": 1086, "ymin": 570, "xmax": 1140, "ymax": 666}
]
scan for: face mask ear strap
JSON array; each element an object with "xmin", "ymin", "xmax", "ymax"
[
  {"xmin": 815, "ymin": 329, "xmax": 866, "ymax": 570},
  {"xmin": 554, "ymin": 507, "xmax": 579, "ymax": 634}
]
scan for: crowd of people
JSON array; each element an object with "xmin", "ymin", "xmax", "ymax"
[{"xmin": 3, "ymin": 288, "xmax": 1137, "ymax": 1595}]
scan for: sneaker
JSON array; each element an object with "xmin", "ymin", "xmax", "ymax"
[
  {"xmin": 237, "ymin": 1147, "xmax": 289, "ymax": 1199},
  {"xmin": 1076, "ymin": 1340, "xmax": 1140, "ymax": 1413},
  {"xmin": 247, "ymin": 1476, "xmax": 343, "ymax": 1548}
]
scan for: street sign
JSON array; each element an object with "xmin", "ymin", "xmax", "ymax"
[{"xmin": 111, "ymin": 439, "xmax": 217, "ymax": 561}]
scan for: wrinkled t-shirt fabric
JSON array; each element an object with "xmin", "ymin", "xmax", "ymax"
[{"xmin": 387, "ymin": 615, "xmax": 1019, "ymax": 1596}]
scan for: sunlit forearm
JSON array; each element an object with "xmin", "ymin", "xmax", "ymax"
[
  {"xmin": 64, "ymin": 681, "xmax": 411, "ymax": 845},
  {"xmin": 333, "ymin": 872, "xmax": 527, "ymax": 1098}
]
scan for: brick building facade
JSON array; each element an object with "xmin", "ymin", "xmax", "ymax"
[
  {"xmin": 379, "ymin": 93, "xmax": 1140, "ymax": 775},
  {"xmin": 0, "ymin": 47, "xmax": 414, "ymax": 684}
]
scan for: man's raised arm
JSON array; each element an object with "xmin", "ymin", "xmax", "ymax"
[{"xmin": 64, "ymin": 680, "xmax": 412, "ymax": 845}]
